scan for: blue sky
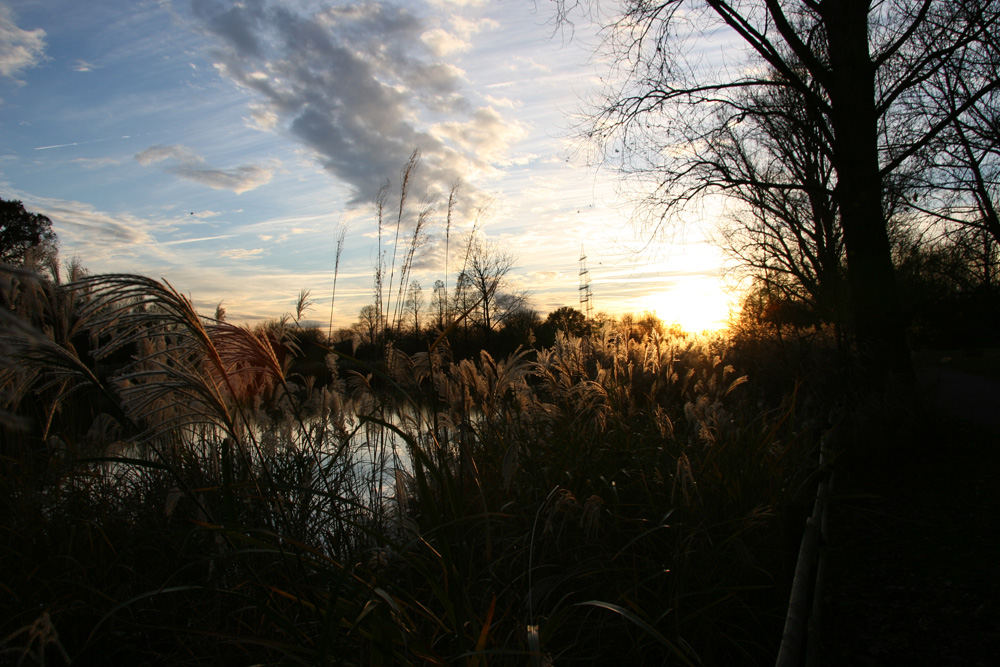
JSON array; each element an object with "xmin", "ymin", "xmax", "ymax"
[{"xmin": 0, "ymin": 0, "xmax": 735, "ymax": 331}]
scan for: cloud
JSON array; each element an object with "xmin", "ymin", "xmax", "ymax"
[
  {"xmin": 431, "ymin": 107, "xmax": 526, "ymax": 163},
  {"xmin": 72, "ymin": 59, "xmax": 98, "ymax": 72},
  {"xmin": 135, "ymin": 144, "xmax": 197, "ymax": 165},
  {"xmin": 162, "ymin": 234, "xmax": 233, "ymax": 246},
  {"xmin": 192, "ymin": 0, "xmax": 520, "ymax": 211},
  {"xmin": 246, "ymin": 104, "xmax": 278, "ymax": 130},
  {"xmin": 484, "ymin": 94, "xmax": 518, "ymax": 109},
  {"xmin": 135, "ymin": 144, "xmax": 275, "ymax": 194},
  {"xmin": 175, "ymin": 165, "xmax": 273, "ymax": 194},
  {"xmin": 186, "ymin": 210, "xmax": 222, "ymax": 219},
  {"xmin": 21, "ymin": 195, "xmax": 158, "ymax": 254},
  {"xmin": 449, "ymin": 15, "xmax": 498, "ymax": 40},
  {"xmin": 421, "ymin": 27, "xmax": 469, "ymax": 57},
  {"xmin": 427, "ymin": 0, "xmax": 487, "ymax": 7},
  {"xmin": 220, "ymin": 247, "xmax": 265, "ymax": 259},
  {"xmin": 0, "ymin": 5, "xmax": 45, "ymax": 81},
  {"xmin": 420, "ymin": 15, "xmax": 498, "ymax": 57},
  {"xmin": 71, "ymin": 156, "xmax": 124, "ymax": 169}
]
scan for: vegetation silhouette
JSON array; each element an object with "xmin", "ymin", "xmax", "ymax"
[
  {"xmin": 0, "ymin": 198, "xmax": 58, "ymax": 267},
  {"xmin": 558, "ymin": 0, "xmax": 1000, "ymax": 384}
]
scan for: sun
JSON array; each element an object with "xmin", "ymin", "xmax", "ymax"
[{"xmin": 646, "ymin": 276, "xmax": 738, "ymax": 334}]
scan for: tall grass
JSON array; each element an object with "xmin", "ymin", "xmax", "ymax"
[{"xmin": 1, "ymin": 268, "xmax": 822, "ymax": 665}]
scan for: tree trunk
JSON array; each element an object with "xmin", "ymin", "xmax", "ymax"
[{"xmin": 824, "ymin": 0, "xmax": 914, "ymax": 383}]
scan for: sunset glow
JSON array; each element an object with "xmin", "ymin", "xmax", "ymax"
[
  {"xmin": 645, "ymin": 276, "xmax": 738, "ymax": 333},
  {"xmin": 0, "ymin": 1, "xmax": 736, "ymax": 327}
]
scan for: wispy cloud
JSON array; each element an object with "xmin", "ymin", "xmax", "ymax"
[
  {"xmin": 186, "ymin": 210, "xmax": 223, "ymax": 219},
  {"xmin": 507, "ymin": 56, "xmax": 550, "ymax": 74},
  {"xmin": 0, "ymin": 5, "xmax": 45, "ymax": 81},
  {"xmin": 71, "ymin": 156, "xmax": 124, "ymax": 169},
  {"xmin": 220, "ymin": 247, "xmax": 265, "ymax": 260},
  {"xmin": 135, "ymin": 144, "xmax": 275, "ymax": 194},
  {"xmin": 431, "ymin": 107, "xmax": 525, "ymax": 165},
  {"xmin": 72, "ymin": 59, "xmax": 98, "ymax": 72},
  {"xmin": 419, "ymin": 16, "xmax": 495, "ymax": 57},
  {"xmin": 24, "ymin": 195, "xmax": 158, "ymax": 252},
  {"xmin": 162, "ymin": 234, "xmax": 234, "ymax": 246},
  {"xmin": 427, "ymin": 0, "xmax": 487, "ymax": 8},
  {"xmin": 192, "ymin": 0, "xmax": 521, "ymax": 210},
  {"xmin": 449, "ymin": 15, "xmax": 498, "ymax": 40},
  {"xmin": 421, "ymin": 28, "xmax": 468, "ymax": 57}
]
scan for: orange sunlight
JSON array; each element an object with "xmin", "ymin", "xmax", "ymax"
[{"xmin": 645, "ymin": 275, "xmax": 739, "ymax": 334}]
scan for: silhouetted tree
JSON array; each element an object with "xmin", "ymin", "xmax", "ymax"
[
  {"xmin": 356, "ymin": 304, "xmax": 380, "ymax": 346},
  {"xmin": 948, "ymin": 226, "xmax": 999, "ymax": 292},
  {"xmin": 548, "ymin": 306, "xmax": 589, "ymax": 335},
  {"xmin": 565, "ymin": 0, "xmax": 1000, "ymax": 381},
  {"xmin": 0, "ymin": 199, "xmax": 57, "ymax": 266},
  {"xmin": 403, "ymin": 280, "xmax": 424, "ymax": 335},
  {"xmin": 462, "ymin": 237, "xmax": 516, "ymax": 334},
  {"xmin": 708, "ymin": 72, "xmax": 849, "ymax": 326},
  {"xmin": 496, "ymin": 306, "xmax": 540, "ymax": 352},
  {"xmin": 537, "ymin": 306, "xmax": 589, "ymax": 347},
  {"xmin": 915, "ymin": 39, "xmax": 1000, "ymax": 247},
  {"xmin": 431, "ymin": 279, "xmax": 447, "ymax": 329},
  {"xmin": 893, "ymin": 225, "xmax": 1000, "ymax": 346}
]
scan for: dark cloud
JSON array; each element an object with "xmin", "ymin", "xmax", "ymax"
[
  {"xmin": 192, "ymin": 1, "xmax": 517, "ymax": 211},
  {"xmin": 195, "ymin": 0, "xmax": 265, "ymax": 57}
]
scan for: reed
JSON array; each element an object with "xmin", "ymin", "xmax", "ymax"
[{"xmin": 1, "ymin": 267, "xmax": 824, "ymax": 665}]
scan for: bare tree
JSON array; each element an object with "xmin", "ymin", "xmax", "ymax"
[
  {"xmin": 566, "ymin": 0, "xmax": 1000, "ymax": 380},
  {"xmin": 708, "ymin": 72, "xmax": 848, "ymax": 324},
  {"xmin": 462, "ymin": 237, "xmax": 516, "ymax": 334},
  {"xmin": 915, "ymin": 35, "xmax": 1000, "ymax": 248},
  {"xmin": 403, "ymin": 280, "xmax": 424, "ymax": 335},
  {"xmin": 431, "ymin": 279, "xmax": 447, "ymax": 330},
  {"xmin": 356, "ymin": 304, "xmax": 380, "ymax": 346},
  {"xmin": 945, "ymin": 225, "xmax": 999, "ymax": 292}
]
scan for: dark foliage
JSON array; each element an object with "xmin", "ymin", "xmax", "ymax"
[{"xmin": 0, "ymin": 198, "xmax": 58, "ymax": 266}]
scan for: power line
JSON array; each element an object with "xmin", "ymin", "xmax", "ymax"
[{"xmin": 579, "ymin": 243, "xmax": 594, "ymax": 319}]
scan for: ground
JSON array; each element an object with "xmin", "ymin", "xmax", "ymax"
[{"xmin": 817, "ymin": 350, "xmax": 1000, "ymax": 665}]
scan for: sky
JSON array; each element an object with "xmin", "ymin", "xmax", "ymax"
[{"xmin": 0, "ymin": 0, "xmax": 739, "ymax": 332}]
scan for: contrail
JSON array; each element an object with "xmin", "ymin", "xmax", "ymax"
[
  {"xmin": 161, "ymin": 234, "xmax": 235, "ymax": 246},
  {"xmin": 34, "ymin": 142, "xmax": 80, "ymax": 151},
  {"xmin": 34, "ymin": 135, "xmax": 131, "ymax": 151}
]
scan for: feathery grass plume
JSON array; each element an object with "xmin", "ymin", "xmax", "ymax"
[
  {"xmin": 327, "ymin": 222, "xmax": 347, "ymax": 340},
  {"xmin": 384, "ymin": 150, "xmax": 418, "ymax": 336},
  {"xmin": 443, "ymin": 181, "xmax": 459, "ymax": 325},
  {"xmin": 373, "ymin": 182, "xmax": 388, "ymax": 341},
  {"xmin": 391, "ymin": 204, "xmax": 430, "ymax": 334},
  {"xmin": 1, "ymin": 260, "xmax": 830, "ymax": 664},
  {"xmin": 293, "ymin": 288, "xmax": 312, "ymax": 325},
  {"xmin": 0, "ymin": 265, "xmax": 124, "ymax": 454}
]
